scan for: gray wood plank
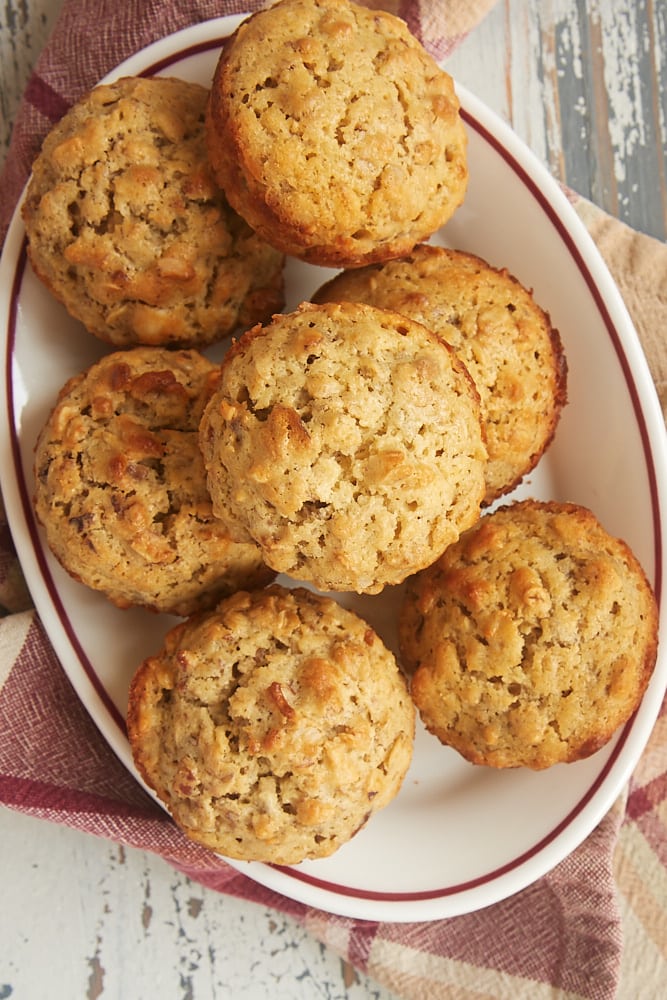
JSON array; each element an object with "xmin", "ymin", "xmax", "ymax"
[{"xmin": 448, "ymin": 0, "xmax": 667, "ymax": 241}]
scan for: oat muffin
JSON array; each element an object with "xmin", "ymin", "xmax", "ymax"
[
  {"xmin": 127, "ymin": 584, "xmax": 415, "ymax": 863},
  {"xmin": 205, "ymin": 0, "xmax": 468, "ymax": 267},
  {"xmin": 33, "ymin": 347, "xmax": 274, "ymax": 615},
  {"xmin": 399, "ymin": 499, "xmax": 659, "ymax": 769},
  {"xmin": 199, "ymin": 300, "xmax": 487, "ymax": 594},
  {"xmin": 21, "ymin": 75, "xmax": 284, "ymax": 348},
  {"xmin": 313, "ymin": 245, "xmax": 567, "ymax": 503}
]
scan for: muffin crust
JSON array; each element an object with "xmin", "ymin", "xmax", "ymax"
[
  {"xmin": 399, "ymin": 500, "xmax": 659, "ymax": 769},
  {"xmin": 206, "ymin": 0, "xmax": 468, "ymax": 266},
  {"xmin": 127, "ymin": 585, "xmax": 415, "ymax": 863}
]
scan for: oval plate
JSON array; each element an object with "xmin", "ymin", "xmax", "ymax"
[{"xmin": 1, "ymin": 16, "xmax": 666, "ymax": 922}]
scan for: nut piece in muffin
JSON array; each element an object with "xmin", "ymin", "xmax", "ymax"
[
  {"xmin": 22, "ymin": 76, "xmax": 284, "ymax": 348},
  {"xmin": 199, "ymin": 300, "xmax": 487, "ymax": 594},
  {"xmin": 313, "ymin": 244, "xmax": 567, "ymax": 504},
  {"xmin": 205, "ymin": 0, "xmax": 468, "ymax": 267},
  {"xmin": 127, "ymin": 585, "xmax": 415, "ymax": 864},
  {"xmin": 399, "ymin": 499, "xmax": 659, "ymax": 769},
  {"xmin": 33, "ymin": 347, "xmax": 274, "ymax": 616}
]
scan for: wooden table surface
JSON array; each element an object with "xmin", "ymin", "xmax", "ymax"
[{"xmin": 1, "ymin": 2, "xmax": 665, "ymax": 999}]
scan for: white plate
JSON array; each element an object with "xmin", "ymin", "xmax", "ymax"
[{"xmin": 1, "ymin": 16, "xmax": 666, "ymax": 923}]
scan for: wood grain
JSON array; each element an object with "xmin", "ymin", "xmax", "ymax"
[
  {"xmin": 0, "ymin": 0, "xmax": 62, "ymax": 163},
  {"xmin": 446, "ymin": 0, "xmax": 667, "ymax": 240}
]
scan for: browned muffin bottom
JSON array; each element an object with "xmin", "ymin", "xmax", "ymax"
[
  {"xmin": 206, "ymin": 0, "xmax": 468, "ymax": 266},
  {"xmin": 21, "ymin": 76, "xmax": 284, "ymax": 348},
  {"xmin": 199, "ymin": 300, "xmax": 487, "ymax": 594},
  {"xmin": 127, "ymin": 585, "xmax": 415, "ymax": 863},
  {"xmin": 313, "ymin": 244, "xmax": 567, "ymax": 504},
  {"xmin": 399, "ymin": 499, "xmax": 658, "ymax": 769},
  {"xmin": 33, "ymin": 347, "xmax": 274, "ymax": 615}
]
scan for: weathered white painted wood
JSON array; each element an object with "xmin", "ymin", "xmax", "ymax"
[
  {"xmin": 1, "ymin": 807, "xmax": 392, "ymax": 999},
  {"xmin": 0, "ymin": 0, "xmax": 62, "ymax": 162},
  {"xmin": 447, "ymin": 0, "xmax": 667, "ymax": 239}
]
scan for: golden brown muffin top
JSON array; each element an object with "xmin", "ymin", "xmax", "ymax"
[
  {"xmin": 206, "ymin": 0, "xmax": 468, "ymax": 266},
  {"xmin": 199, "ymin": 300, "xmax": 487, "ymax": 593},
  {"xmin": 313, "ymin": 245, "xmax": 567, "ymax": 503},
  {"xmin": 22, "ymin": 76, "xmax": 284, "ymax": 347},
  {"xmin": 399, "ymin": 499, "xmax": 659, "ymax": 769},
  {"xmin": 33, "ymin": 347, "xmax": 273, "ymax": 615},
  {"xmin": 127, "ymin": 585, "xmax": 415, "ymax": 863}
]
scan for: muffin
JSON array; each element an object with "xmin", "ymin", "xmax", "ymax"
[
  {"xmin": 33, "ymin": 347, "xmax": 274, "ymax": 616},
  {"xmin": 199, "ymin": 300, "xmax": 487, "ymax": 594},
  {"xmin": 313, "ymin": 245, "xmax": 567, "ymax": 504},
  {"xmin": 205, "ymin": 0, "xmax": 468, "ymax": 267},
  {"xmin": 127, "ymin": 584, "xmax": 415, "ymax": 864},
  {"xmin": 399, "ymin": 499, "xmax": 659, "ymax": 769},
  {"xmin": 21, "ymin": 75, "xmax": 284, "ymax": 348}
]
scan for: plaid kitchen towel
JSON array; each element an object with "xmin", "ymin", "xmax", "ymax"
[{"xmin": 1, "ymin": 3, "xmax": 666, "ymax": 998}]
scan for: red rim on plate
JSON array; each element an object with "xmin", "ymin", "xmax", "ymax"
[{"xmin": 1, "ymin": 17, "xmax": 665, "ymax": 922}]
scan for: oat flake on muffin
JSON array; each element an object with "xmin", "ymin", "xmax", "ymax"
[
  {"xmin": 205, "ymin": 0, "xmax": 468, "ymax": 266},
  {"xmin": 127, "ymin": 585, "xmax": 415, "ymax": 863},
  {"xmin": 313, "ymin": 244, "xmax": 568, "ymax": 504},
  {"xmin": 199, "ymin": 300, "xmax": 487, "ymax": 594},
  {"xmin": 399, "ymin": 499, "xmax": 659, "ymax": 770},
  {"xmin": 22, "ymin": 76, "xmax": 284, "ymax": 348},
  {"xmin": 33, "ymin": 347, "xmax": 273, "ymax": 616}
]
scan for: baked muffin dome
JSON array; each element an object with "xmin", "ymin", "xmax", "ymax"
[
  {"xmin": 127, "ymin": 585, "xmax": 415, "ymax": 863},
  {"xmin": 199, "ymin": 300, "xmax": 487, "ymax": 594},
  {"xmin": 205, "ymin": 0, "xmax": 468, "ymax": 267},
  {"xmin": 313, "ymin": 244, "xmax": 567, "ymax": 504},
  {"xmin": 22, "ymin": 76, "xmax": 284, "ymax": 348},
  {"xmin": 33, "ymin": 347, "xmax": 273, "ymax": 615},
  {"xmin": 399, "ymin": 499, "xmax": 659, "ymax": 769}
]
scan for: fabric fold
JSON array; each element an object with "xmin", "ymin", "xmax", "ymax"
[{"xmin": 572, "ymin": 197, "xmax": 667, "ymax": 420}]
